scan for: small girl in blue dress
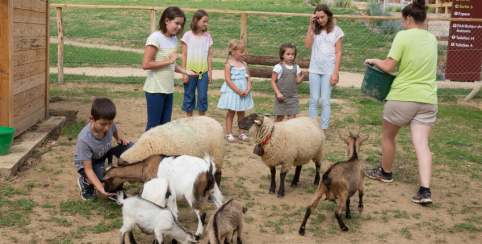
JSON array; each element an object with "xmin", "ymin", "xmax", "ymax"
[{"xmin": 217, "ymin": 39, "xmax": 254, "ymax": 143}]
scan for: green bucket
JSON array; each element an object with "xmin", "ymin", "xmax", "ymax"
[
  {"xmin": 361, "ymin": 64, "xmax": 396, "ymax": 102},
  {"xmin": 0, "ymin": 126, "xmax": 16, "ymax": 156}
]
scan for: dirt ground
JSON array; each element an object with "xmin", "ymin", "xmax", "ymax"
[{"xmin": 1, "ymin": 82, "xmax": 481, "ymax": 244}]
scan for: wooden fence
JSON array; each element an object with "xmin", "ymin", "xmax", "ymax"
[{"xmin": 50, "ymin": 4, "xmax": 482, "ymax": 101}]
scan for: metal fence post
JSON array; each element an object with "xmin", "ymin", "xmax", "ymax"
[
  {"xmin": 56, "ymin": 7, "xmax": 64, "ymax": 85},
  {"xmin": 240, "ymin": 13, "xmax": 248, "ymax": 49}
]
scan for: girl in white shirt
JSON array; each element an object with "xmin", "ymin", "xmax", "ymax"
[{"xmin": 304, "ymin": 4, "xmax": 344, "ymax": 141}]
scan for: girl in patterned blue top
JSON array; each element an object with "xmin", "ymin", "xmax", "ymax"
[{"xmin": 217, "ymin": 39, "xmax": 254, "ymax": 143}]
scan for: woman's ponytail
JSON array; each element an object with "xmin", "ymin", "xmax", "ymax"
[{"xmin": 402, "ymin": 0, "xmax": 428, "ymax": 24}]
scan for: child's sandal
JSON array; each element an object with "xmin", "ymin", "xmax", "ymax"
[
  {"xmin": 239, "ymin": 134, "xmax": 249, "ymax": 141},
  {"xmin": 226, "ymin": 134, "xmax": 237, "ymax": 143}
]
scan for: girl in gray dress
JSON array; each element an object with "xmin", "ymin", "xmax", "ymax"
[{"xmin": 271, "ymin": 43, "xmax": 307, "ymax": 122}]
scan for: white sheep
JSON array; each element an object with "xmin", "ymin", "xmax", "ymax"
[
  {"xmin": 120, "ymin": 116, "xmax": 225, "ymax": 186},
  {"xmin": 116, "ymin": 190, "xmax": 197, "ymax": 244},
  {"xmin": 156, "ymin": 154, "xmax": 224, "ymax": 239},
  {"xmin": 238, "ymin": 113, "xmax": 324, "ymax": 198},
  {"xmin": 141, "ymin": 177, "xmax": 179, "ymax": 219}
]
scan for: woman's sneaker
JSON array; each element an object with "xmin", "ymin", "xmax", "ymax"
[
  {"xmin": 78, "ymin": 177, "xmax": 98, "ymax": 200},
  {"xmin": 364, "ymin": 165, "xmax": 393, "ymax": 183},
  {"xmin": 411, "ymin": 191, "xmax": 432, "ymax": 204}
]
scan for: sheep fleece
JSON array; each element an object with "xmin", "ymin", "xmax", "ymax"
[
  {"xmin": 120, "ymin": 116, "xmax": 224, "ymax": 169},
  {"xmin": 251, "ymin": 117, "xmax": 324, "ymax": 172}
]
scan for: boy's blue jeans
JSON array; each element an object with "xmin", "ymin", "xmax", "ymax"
[
  {"xmin": 145, "ymin": 92, "xmax": 173, "ymax": 131},
  {"xmin": 78, "ymin": 143, "xmax": 134, "ymax": 183},
  {"xmin": 182, "ymin": 72, "xmax": 208, "ymax": 112},
  {"xmin": 309, "ymin": 73, "xmax": 333, "ymax": 129}
]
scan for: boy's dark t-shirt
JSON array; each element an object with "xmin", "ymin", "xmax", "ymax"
[{"xmin": 74, "ymin": 121, "xmax": 118, "ymax": 171}]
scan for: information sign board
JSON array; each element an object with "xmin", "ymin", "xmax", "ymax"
[{"xmin": 445, "ymin": 0, "xmax": 482, "ymax": 81}]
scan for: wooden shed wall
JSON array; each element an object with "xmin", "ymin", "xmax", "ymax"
[{"xmin": 3, "ymin": 0, "xmax": 50, "ymax": 136}]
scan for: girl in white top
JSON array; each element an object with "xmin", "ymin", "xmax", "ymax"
[
  {"xmin": 304, "ymin": 4, "xmax": 344, "ymax": 141},
  {"xmin": 142, "ymin": 6, "xmax": 197, "ymax": 131}
]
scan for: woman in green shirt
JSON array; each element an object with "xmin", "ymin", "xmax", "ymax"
[{"xmin": 363, "ymin": 0, "xmax": 437, "ymax": 205}]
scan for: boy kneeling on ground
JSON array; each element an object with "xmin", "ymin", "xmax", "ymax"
[{"xmin": 74, "ymin": 98, "xmax": 133, "ymax": 200}]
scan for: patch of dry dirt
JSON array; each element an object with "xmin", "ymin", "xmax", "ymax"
[{"xmin": 1, "ymin": 84, "xmax": 481, "ymax": 244}]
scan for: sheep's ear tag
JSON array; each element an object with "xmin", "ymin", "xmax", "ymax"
[{"xmin": 254, "ymin": 120, "xmax": 261, "ymax": 126}]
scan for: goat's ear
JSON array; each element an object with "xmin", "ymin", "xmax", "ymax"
[
  {"xmin": 360, "ymin": 135, "xmax": 369, "ymax": 143},
  {"xmin": 349, "ymin": 131, "xmax": 354, "ymax": 137},
  {"xmin": 101, "ymin": 175, "xmax": 111, "ymax": 181},
  {"xmin": 112, "ymin": 155, "xmax": 118, "ymax": 167},
  {"xmin": 102, "ymin": 167, "xmax": 106, "ymax": 174},
  {"xmin": 339, "ymin": 134, "xmax": 348, "ymax": 143},
  {"xmin": 243, "ymin": 206, "xmax": 248, "ymax": 214}
]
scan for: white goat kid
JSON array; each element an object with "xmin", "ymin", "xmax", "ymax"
[
  {"xmin": 116, "ymin": 190, "xmax": 197, "ymax": 244},
  {"xmin": 141, "ymin": 177, "xmax": 179, "ymax": 219},
  {"xmin": 156, "ymin": 155, "xmax": 224, "ymax": 239}
]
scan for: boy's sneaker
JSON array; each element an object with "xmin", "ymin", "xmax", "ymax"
[
  {"xmin": 78, "ymin": 177, "xmax": 98, "ymax": 200},
  {"xmin": 411, "ymin": 191, "xmax": 432, "ymax": 204},
  {"xmin": 364, "ymin": 165, "xmax": 393, "ymax": 183}
]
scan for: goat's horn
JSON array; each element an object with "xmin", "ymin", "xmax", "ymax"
[{"xmin": 349, "ymin": 131, "xmax": 354, "ymax": 137}]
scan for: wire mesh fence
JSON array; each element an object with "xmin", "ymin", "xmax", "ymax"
[{"xmin": 49, "ymin": 5, "xmax": 482, "ymax": 100}]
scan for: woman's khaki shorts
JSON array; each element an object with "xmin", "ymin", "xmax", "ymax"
[{"xmin": 382, "ymin": 100, "xmax": 438, "ymax": 127}]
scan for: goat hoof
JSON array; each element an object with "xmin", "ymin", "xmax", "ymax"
[
  {"xmin": 342, "ymin": 226, "xmax": 349, "ymax": 232},
  {"xmin": 268, "ymin": 190, "xmax": 275, "ymax": 194},
  {"xmin": 290, "ymin": 182, "xmax": 297, "ymax": 187},
  {"xmin": 358, "ymin": 206, "xmax": 364, "ymax": 214},
  {"xmin": 298, "ymin": 228, "xmax": 305, "ymax": 236},
  {"xmin": 277, "ymin": 193, "xmax": 284, "ymax": 199},
  {"xmin": 194, "ymin": 235, "xmax": 201, "ymax": 240},
  {"xmin": 346, "ymin": 214, "xmax": 352, "ymax": 219}
]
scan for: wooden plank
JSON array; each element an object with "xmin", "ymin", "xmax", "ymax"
[
  {"xmin": 45, "ymin": 0, "xmax": 49, "ymax": 118},
  {"xmin": 12, "ymin": 60, "xmax": 45, "ymax": 80},
  {"xmin": 12, "ymin": 72, "xmax": 45, "ymax": 95},
  {"xmin": 12, "ymin": 36, "xmax": 46, "ymax": 51},
  {"xmin": 0, "ymin": 0, "xmax": 13, "ymax": 127},
  {"xmin": 13, "ymin": 84, "xmax": 45, "ymax": 110},
  {"xmin": 249, "ymin": 68, "xmax": 309, "ymax": 81},
  {"xmin": 12, "ymin": 23, "xmax": 46, "ymax": 37},
  {"xmin": 56, "ymin": 7, "xmax": 63, "ymax": 84},
  {"xmin": 243, "ymin": 55, "xmax": 311, "ymax": 69},
  {"xmin": 51, "ymin": 4, "xmax": 154, "ymax": 10},
  {"xmin": 13, "ymin": 95, "xmax": 45, "ymax": 123},
  {"xmin": 13, "ymin": 0, "xmax": 47, "ymax": 13},
  {"xmin": 12, "ymin": 107, "xmax": 45, "ymax": 137},
  {"xmin": 12, "ymin": 49, "xmax": 46, "ymax": 67},
  {"xmin": 13, "ymin": 8, "xmax": 46, "ymax": 24}
]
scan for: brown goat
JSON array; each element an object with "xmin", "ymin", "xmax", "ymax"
[
  {"xmin": 101, "ymin": 155, "xmax": 165, "ymax": 193},
  {"xmin": 299, "ymin": 132, "xmax": 368, "ymax": 234},
  {"xmin": 206, "ymin": 199, "xmax": 247, "ymax": 244}
]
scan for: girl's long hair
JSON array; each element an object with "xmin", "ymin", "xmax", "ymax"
[
  {"xmin": 313, "ymin": 4, "xmax": 335, "ymax": 35},
  {"xmin": 190, "ymin": 9, "xmax": 209, "ymax": 33},
  {"xmin": 159, "ymin": 6, "xmax": 186, "ymax": 38},
  {"xmin": 225, "ymin": 39, "xmax": 246, "ymax": 63}
]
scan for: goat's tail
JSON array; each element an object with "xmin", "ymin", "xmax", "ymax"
[
  {"xmin": 321, "ymin": 166, "xmax": 333, "ymax": 187},
  {"xmin": 115, "ymin": 190, "xmax": 128, "ymax": 206}
]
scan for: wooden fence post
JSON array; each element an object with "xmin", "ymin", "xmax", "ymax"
[
  {"xmin": 150, "ymin": 9, "xmax": 156, "ymax": 34},
  {"xmin": 240, "ymin": 13, "xmax": 248, "ymax": 49},
  {"xmin": 56, "ymin": 7, "xmax": 64, "ymax": 85},
  {"xmin": 463, "ymin": 82, "xmax": 482, "ymax": 102}
]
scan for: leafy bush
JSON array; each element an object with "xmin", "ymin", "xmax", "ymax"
[{"xmin": 378, "ymin": 19, "xmax": 404, "ymax": 35}]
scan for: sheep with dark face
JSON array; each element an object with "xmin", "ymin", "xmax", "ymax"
[
  {"xmin": 206, "ymin": 199, "xmax": 247, "ymax": 244},
  {"xmin": 238, "ymin": 113, "xmax": 324, "ymax": 198},
  {"xmin": 299, "ymin": 132, "xmax": 368, "ymax": 234}
]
